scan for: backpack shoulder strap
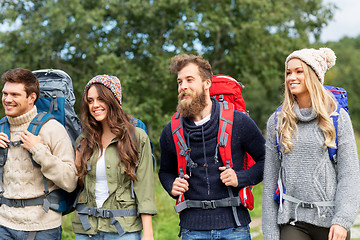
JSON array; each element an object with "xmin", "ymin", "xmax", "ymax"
[
  {"xmin": 274, "ymin": 106, "xmax": 283, "ymax": 158},
  {"xmin": 28, "ymin": 112, "xmax": 55, "ymax": 209},
  {"xmin": 171, "ymin": 112, "xmax": 187, "ymax": 178},
  {"xmin": 28, "ymin": 112, "xmax": 55, "ymax": 136},
  {"xmin": 27, "ymin": 112, "xmax": 54, "ymax": 169},
  {"xmin": 216, "ymin": 101, "xmax": 234, "ymax": 168},
  {"xmin": 328, "ymin": 104, "xmax": 341, "ymax": 164},
  {"xmin": 0, "ymin": 117, "xmax": 10, "ymax": 194},
  {"xmin": 217, "ymin": 101, "xmax": 244, "ymax": 225},
  {"xmin": 0, "ymin": 117, "xmax": 10, "ymax": 140}
]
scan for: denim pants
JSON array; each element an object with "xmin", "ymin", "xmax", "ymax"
[
  {"xmin": 0, "ymin": 225, "xmax": 62, "ymax": 240},
  {"xmin": 75, "ymin": 231, "xmax": 142, "ymax": 240},
  {"xmin": 181, "ymin": 225, "xmax": 251, "ymax": 240}
]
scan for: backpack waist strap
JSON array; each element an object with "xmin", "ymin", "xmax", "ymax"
[
  {"xmin": 0, "ymin": 195, "xmax": 45, "ymax": 208},
  {"xmin": 174, "ymin": 196, "xmax": 241, "ymax": 213},
  {"xmin": 0, "ymin": 189, "xmax": 66, "ymax": 212},
  {"xmin": 76, "ymin": 204, "xmax": 137, "ymax": 237},
  {"xmin": 282, "ymin": 193, "xmax": 335, "ymax": 225},
  {"xmin": 283, "ymin": 194, "xmax": 335, "ymax": 207}
]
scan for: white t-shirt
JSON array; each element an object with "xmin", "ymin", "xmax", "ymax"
[
  {"xmin": 194, "ymin": 114, "xmax": 211, "ymax": 126},
  {"xmin": 95, "ymin": 149, "xmax": 110, "ymax": 208}
]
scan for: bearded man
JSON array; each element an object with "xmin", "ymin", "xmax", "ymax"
[{"xmin": 158, "ymin": 54, "xmax": 265, "ymax": 240}]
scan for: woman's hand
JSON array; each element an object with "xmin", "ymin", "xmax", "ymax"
[
  {"xmin": 141, "ymin": 214, "xmax": 154, "ymax": 240},
  {"xmin": 328, "ymin": 224, "xmax": 347, "ymax": 240}
]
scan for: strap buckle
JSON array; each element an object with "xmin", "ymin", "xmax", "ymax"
[
  {"xmin": 93, "ymin": 208, "xmax": 110, "ymax": 218},
  {"xmin": 301, "ymin": 202, "xmax": 314, "ymax": 208},
  {"xmin": 201, "ymin": 200, "xmax": 216, "ymax": 209},
  {"xmin": 13, "ymin": 199, "xmax": 25, "ymax": 208},
  {"xmin": 8, "ymin": 141, "xmax": 22, "ymax": 147}
]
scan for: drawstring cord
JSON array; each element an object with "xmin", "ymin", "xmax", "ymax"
[
  {"xmin": 290, "ymin": 202, "xmax": 301, "ymax": 225},
  {"xmin": 185, "ymin": 130, "xmax": 197, "ymax": 176},
  {"xmin": 290, "ymin": 202, "xmax": 326, "ymax": 226},
  {"xmin": 278, "ymin": 169, "xmax": 284, "ymax": 212},
  {"xmin": 200, "ymin": 125, "xmax": 210, "ymax": 195},
  {"xmin": 184, "ymin": 126, "xmax": 210, "ymax": 195}
]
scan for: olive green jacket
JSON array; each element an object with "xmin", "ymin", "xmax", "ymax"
[{"xmin": 72, "ymin": 127, "xmax": 157, "ymax": 234}]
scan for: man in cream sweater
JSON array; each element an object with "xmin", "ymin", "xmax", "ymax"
[{"xmin": 0, "ymin": 68, "xmax": 77, "ymax": 239}]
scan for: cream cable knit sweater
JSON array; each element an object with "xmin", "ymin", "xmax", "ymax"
[{"xmin": 0, "ymin": 106, "xmax": 77, "ymax": 231}]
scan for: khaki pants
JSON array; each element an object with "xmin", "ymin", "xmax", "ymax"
[{"xmin": 280, "ymin": 221, "xmax": 350, "ymax": 240}]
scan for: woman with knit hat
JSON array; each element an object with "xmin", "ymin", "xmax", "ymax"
[
  {"xmin": 72, "ymin": 75, "xmax": 157, "ymax": 240},
  {"xmin": 262, "ymin": 48, "xmax": 360, "ymax": 240}
]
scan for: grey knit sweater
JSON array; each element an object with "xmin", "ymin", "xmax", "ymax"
[{"xmin": 262, "ymin": 103, "xmax": 360, "ymax": 239}]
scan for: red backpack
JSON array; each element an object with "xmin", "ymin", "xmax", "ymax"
[
  {"xmin": 210, "ymin": 74, "xmax": 255, "ymax": 210},
  {"xmin": 170, "ymin": 74, "xmax": 255, "ymax": 226}
]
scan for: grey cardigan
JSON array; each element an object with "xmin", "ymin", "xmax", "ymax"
[{"xmin": 262, "ymin": 103, "xmax": 360, "ymax": 239}]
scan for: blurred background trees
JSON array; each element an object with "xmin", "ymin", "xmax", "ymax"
[{"xmin": 2, "ymin": 0, "xmax": 359, "ymax": 160}]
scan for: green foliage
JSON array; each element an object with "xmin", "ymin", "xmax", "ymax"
[
  {"xmin": 2, "ymin": 1, "xmax": 360, "ymax": 239},
  {"xmin": 62, "ymin": 213, "xmax": 75, "ymax": 240},
  {"xmin": 317, "ymin": 36, "xmax": 360, "ymax": 130},
  {"xmin": 0, "ymin": 0, "xmax": 336, "ymax": 155}
]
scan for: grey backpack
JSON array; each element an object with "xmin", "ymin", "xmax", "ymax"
[{"xmin": 32, "ymin": 69, "xmax": 81, "ymax": 145}]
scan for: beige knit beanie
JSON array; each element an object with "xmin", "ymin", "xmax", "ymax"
[{"xmin": 285, "ymin": 48, "xmax": 336, "ymax": 84}]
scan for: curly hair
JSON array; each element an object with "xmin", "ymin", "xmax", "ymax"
[{"xmin": 169, "ymin": 54, "xmax": 213, "ymax": 82}]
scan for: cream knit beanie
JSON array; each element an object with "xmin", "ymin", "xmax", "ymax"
[{"xmin": 285, "ymin": 48, "xmax": 336, "ymax": 84}]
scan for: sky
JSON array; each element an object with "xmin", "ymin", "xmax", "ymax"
[{"xmin": 320, "ymin": 0, "xmax": 360, "ymax": 42}]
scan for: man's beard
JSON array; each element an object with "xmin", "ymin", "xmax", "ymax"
[{"xmin": 177, "ymin": 88, "xmax": 207, "ymax": 118}]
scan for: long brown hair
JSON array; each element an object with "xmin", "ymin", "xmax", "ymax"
[{"xmin": 76, "ymin": 83, "xmax": 138, "ymax": 181}]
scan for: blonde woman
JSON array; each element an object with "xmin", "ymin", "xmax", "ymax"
[{"xmin": 262, "ymin": 48, "xmax": 360, "ymax": 240}]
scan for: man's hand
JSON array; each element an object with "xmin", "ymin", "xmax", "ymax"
[
  {"xmin": 328, "ymin": 224, "xmax": 347, "ymax": 240},
  {"xmin": 171, "ymin": 175, "xmax": 190, "ymax": 197},
  {"xmin": 0, "ymin": 132, "xmax": 10, "ymax": 149},
  {"xmin": 219, "ymin": 167, "xmax": 238, "ymax": 187},
  {"xmin": 20, "ymin": 130, "xmax": 41, "ymax": 151}
]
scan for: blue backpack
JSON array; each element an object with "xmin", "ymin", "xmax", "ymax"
[
  {"xmin": 274, "ymin": 85, "xmax": 348, "ymax": 203},
  {"xmin": 132, "ymin": 118, "xmax": 156, "ymax": 171}
]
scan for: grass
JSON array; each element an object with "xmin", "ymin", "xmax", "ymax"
[{"xmin": 62, "ymin": 132, "xmax": 360, "ymax": 240}]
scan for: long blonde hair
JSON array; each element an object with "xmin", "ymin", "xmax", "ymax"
[{"xmin": 277, "ymin": 60, "xmax": 337, "ymax": 153}]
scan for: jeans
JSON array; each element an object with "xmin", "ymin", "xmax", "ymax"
[
  {"xmin": 0, "ymin": 225, "xmax": 62, "ymax": 240},
  {"xmin": 181, "ymin": 225, "xmax": 251, "ymax": 240},
  {"xmin": 75, "ymin": 231, "xmax": 142, "ymax": 240}
]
